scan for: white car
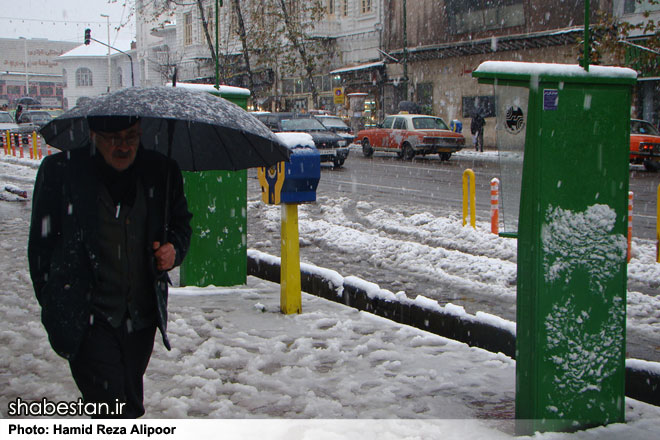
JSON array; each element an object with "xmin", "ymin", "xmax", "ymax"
[{"xmin": 0, "ymin": 111, "xmax": 19, "ymax": 132}]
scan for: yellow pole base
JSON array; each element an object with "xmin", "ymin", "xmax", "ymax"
[{"xmin": 280, "ymin": 203, "xmax": 302, "ymax": 314}]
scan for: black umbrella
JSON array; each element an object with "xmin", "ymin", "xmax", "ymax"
[
  {"xmin": 40, "ymin": 86, "xmax": 290, "ymax": 171},
  {"xmin": 40, "ymin": 86, "xmax": 290, "ymax": 243}
]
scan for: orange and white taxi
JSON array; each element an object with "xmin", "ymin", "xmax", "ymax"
[
  {"xmin": 630, "ymin": 119, "xmax": 660, "ymax": 172},
  {"xmin": 356, "ymin": 113, "xmax": 465, "ymax": 161}
]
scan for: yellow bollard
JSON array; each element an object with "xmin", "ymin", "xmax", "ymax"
[
  {"xmin": 3, "ymin": 130, "xmax": 8, "ymax": 155},
  {"xmin": 32, "ymin": 132, "xmax": 38, "ymax": 160},
  {"xmin": 462, "ymin": 168, "xmax": 476, "ymax": 228},
  {"xmin": 280, "ymin": 203, "xmax": 302, "ymax": 314}
]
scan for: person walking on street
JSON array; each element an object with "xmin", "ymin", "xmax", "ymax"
[
  {"xmin": 471, "ymin": 111, "xmax": 485, "ymax": 152},
  {"xmin": 28, "ymin": 115, "xmax": 192, "ymax": 418}
]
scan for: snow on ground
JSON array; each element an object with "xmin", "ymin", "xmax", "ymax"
[{"xmin": 1, "ymin": 153, "xmax": 660, "ymax": 439}]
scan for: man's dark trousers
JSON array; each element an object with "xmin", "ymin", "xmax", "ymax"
[{"xmin": 69, "ymin": 316, "xmax": 157, "ymax": 418}]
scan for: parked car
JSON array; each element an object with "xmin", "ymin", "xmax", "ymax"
[
  {"xmin": 0, "ymin": 111, "xmax": 19, "ymax": 132},
  {"xmin": 357, "ymin": 113, "xmax": 465, "ymax": 161},
  {"xmin": 630, "ymin": 119, "xmax": 660, "ymax": 172},
  {"xmin": 16, "ymin": 110, "xmax": 53, "ymax": 134},
  {"xmin": 255, "ymin": 112, "xmax": 350, "ymax": 167},
  {"xmin": 314, "ymin": 115, "xmax": 355, "ymax": 144}
]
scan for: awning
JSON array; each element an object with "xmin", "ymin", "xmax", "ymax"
[{"xmin": 330, "ymin": 61, "xmax": 384, "ymax": 75}]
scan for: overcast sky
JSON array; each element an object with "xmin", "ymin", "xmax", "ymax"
[{"xmin": 0, "ymin": 0, "xmax": 135, "ymax": 44}]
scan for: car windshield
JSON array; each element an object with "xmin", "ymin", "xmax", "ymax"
[
  {"xmin": 0, "ymin": 113, "xmax": 14, "ymax": 123},
  {"xmin": 318, "ymin": 117, "xmax": 349, "ymax": 130},
  {"xmin": 412, "ymin": 117, "xmax": 449, "ymax": 130},
  {"xmin": 30, "ymin": 112, "xmax": 52, "ymax": 123},
  {"xmin": 631, "ymin": 120, "xmax": 659, "ymax": 136},
  {"xmin": 281, "ymin": 118, "xmax": 327, "ymax": 131}
]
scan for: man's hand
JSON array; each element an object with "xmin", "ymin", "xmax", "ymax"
[{"xmin": 152, "ymin": 241, "xmax": 176, "ymax": 271}]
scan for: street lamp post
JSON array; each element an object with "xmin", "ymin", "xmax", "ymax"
[
  {"xmin": 101, "ymin": 14, "xmax": 111, "ymax": 92},
  {"xmin": 19, "ymin": 37, "xmax": 28, "ymax": 96}
]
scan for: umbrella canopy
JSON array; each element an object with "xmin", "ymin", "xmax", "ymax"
[{"xmin": 40, "ymin": 86, "xmax": 290, "ymax": 171}]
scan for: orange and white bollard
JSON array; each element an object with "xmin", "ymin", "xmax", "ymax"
[
  {"xmin": 490, "ymin": 178, "xmax": 500, "ymax": 235},
  {"xmin": 11, "ymin": 133, "xmax": 18, "ymax": 156},
  {"xmin": 627, "ymin": 191, "xmax": 633, "ymax": 262}
]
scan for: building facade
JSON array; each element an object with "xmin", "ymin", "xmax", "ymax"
[
  {"xmin": 0, "ymin": 38, "xmax": 78, "ymax": 109},
  {"xmin": 382, "ymin": 0, "xmax": 613, "ymax": 146},
  {"xmin": 58, "ymin": 40, "xmax": 137, "ymax": 109},
  {"xmin": 613, "ymin": 0, "xmax": 660, "ymax": 125},
  {"xmin": 134, "ymin": 0, "xmax": 642, "ymax": 145}
]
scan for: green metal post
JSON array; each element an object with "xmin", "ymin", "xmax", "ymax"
[
  {"xmin": 584, "ymin": 0, "xmax": 590, "ymax": 71},
  {"xmin": 474, "ymin": 63, "xmax": 636, "ymax": 435},
  {"xmin": 180, "ymin": 87, "xmax": 250, "ymax": 288}
]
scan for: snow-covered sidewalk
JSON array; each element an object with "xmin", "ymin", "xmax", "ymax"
[{"xmin": 1, "ymin": 154, "xmax": 659, "ymax": 439}]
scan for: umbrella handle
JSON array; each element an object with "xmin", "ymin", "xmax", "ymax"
[{"xmin": 162, "ymin": 120, "xmax": 175, "ymax": 244}]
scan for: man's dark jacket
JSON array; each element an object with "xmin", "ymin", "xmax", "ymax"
[{"xmin": 28, "ymin": 146, "xmax": 192, "ymax": 359}]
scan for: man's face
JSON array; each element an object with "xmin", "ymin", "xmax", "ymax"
[{"xmin": 91, "ymin": 122, "xmax": 141, "ymax": 171}]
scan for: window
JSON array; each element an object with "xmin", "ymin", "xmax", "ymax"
[
  {"xmin": 76, "ymin": 67, "xmax": 93, "ymax": 87},
  {"xmin": 361, "ymin": 0, "xmax": 372, "ymax": 14},
  {"xmin": 206, "ymin": 6, "xmax": 215, "ymax": 38},
  {"xmin": 184, "ymin": 12, "xmax": 193, "ymax": 46},
  {"xmin": 7, "ymin": 85, "xmax": 22, "ymax": 95},
  {"xmin": 625, "ymin": 0, "xmax": 660, "ymax": 14},
  {"xmin": 393, "ymin": 117, "xmax": 406, "ymax": 129},
  {"xmin": 446, "ymin": 0, "xmax": 524, "ymax": 35},
  {"xmin": 327, "ymin": 0, "xmax": 335, "ymax": 16},
  {"xmin": 342, "ymin": 0, "xmax": 348, "ymax": 16},
  {"xmin": 40, "ymin": 85, "xmax": 54, "ymax": 96},
  {"xmin": 116, "ymin": 67, "xmax": 123, "ymax": 87},
  {"xmin": 62, "ymin": 69, "xmax": 67, "ymax": 87}
]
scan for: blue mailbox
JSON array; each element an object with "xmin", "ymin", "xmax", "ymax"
[
  {"xmin": 258, "ymin": 145, "xmax": 320, "ymax": 204},
  {"xmin": 450, "ymin": 119, "xmax": 463, "ymax": 133}
]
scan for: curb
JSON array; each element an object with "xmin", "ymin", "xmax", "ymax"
[{"xmin": 247, "ymin": 250, "xmax": 660, "ymax": 407}]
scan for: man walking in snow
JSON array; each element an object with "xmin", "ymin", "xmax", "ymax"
[
  {"xmin": 470, "ymin": 111, "xmax": 485, "ymax": 152},
  {"xmin": 28, "ymin": 115, "xmax": 192, "ymax": 418}
]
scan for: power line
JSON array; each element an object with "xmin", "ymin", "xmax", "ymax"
[{"xmin": 0, "ymin": 15, "xmax": 123, "ymax": 25}]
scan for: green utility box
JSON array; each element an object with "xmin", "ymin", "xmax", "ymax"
[
  {"xmin": 179, "ymin": 84, "xmax": 251, "ymax": 287},
  {"xmin": 473, "ymin": 62, "xmax": 637, "ymax": 434}
]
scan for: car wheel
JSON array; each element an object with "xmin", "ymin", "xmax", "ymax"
[
  {"xmin": 402, "ymin": 143, "xmax": 415, "ymax": 161},
  {"xmin": 643, "ymin": 159, "xmax": 659, "ymax": 172},
  {"xmin": 361, "ymin": 139, "xmax": 374, "ymax": 158},
  {"xmin": 333, "ymin": 158, "xmax": 345, "ymax": 168},
  {"xmin": 439, "ymin": 152, "xmax": 452, "ymax": 161}
]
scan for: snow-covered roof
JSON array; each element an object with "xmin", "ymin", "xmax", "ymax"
[
  {"xmin": 330, "ymin": 61, "xmax": 384, "ymax": 75},
  {"xmin": 167, "ymin": 82, "xmax": 250, "ymax": 96},
  {"xmin": 59, "ymin": 40, "xmax": 134, "ymax": 58},
  {"xmin": 474, "ymin": 61, "xmax": 638, "ymax": 83}
]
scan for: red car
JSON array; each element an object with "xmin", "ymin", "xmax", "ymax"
[
  {"xmin": 630, "ymin": 119, "xmax": 660, "ymax": 172},
  {"xmin": 357, "ymin": 113, "xmax": 465, "ymax": 161}
]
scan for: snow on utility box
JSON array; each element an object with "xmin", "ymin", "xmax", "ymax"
[
  {"xmin": 258, "ymin": 133, "xmax": 320, "ymax": 204},
  {"xmin": 473, "ymin": 61, "xmax": 637, "ymax": 435}
]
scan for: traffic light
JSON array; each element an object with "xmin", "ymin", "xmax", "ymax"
[{"xmin": 84, "ymin": 28, "xmax": 91, "ymax": 45}]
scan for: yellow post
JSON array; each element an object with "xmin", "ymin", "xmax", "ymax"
[
  {"xmin": 462, "ymin": 168, "xmax": 476, "ymax": 228},
  {"xmin": 656, "ymin": 183, "xmax": 659, "ymax": 263},
  {"xmin": 280, "ymin": 203, "xmax": 302, "ymax": 314},
  {"xmin": 32, "ymin": 132, "xmax": 38, "ymax": 159},
  {"xmin": 3, "ymin": 130, "xmax": 8, "ymax": 155}
]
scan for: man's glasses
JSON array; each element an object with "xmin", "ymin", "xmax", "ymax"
[{"xmin": 95, "ymin": 132, "xmax": 141, "ymax": 147}]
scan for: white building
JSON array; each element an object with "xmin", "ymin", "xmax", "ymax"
[
  {"xmin": 134, "ymin": 0, "xmax": 386, "ymax": 113},
  {"xmin": 58, "ymin": 40, "xmax": 137, "ymax": 109}
]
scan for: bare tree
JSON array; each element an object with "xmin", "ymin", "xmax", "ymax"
[
  {"xmin": 586, "ymin": 0, "xmax": 660, "ymax": 72},
  {"xmin": 275, "ymin": 0, "xmax": 328, "ymax": 107}
]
